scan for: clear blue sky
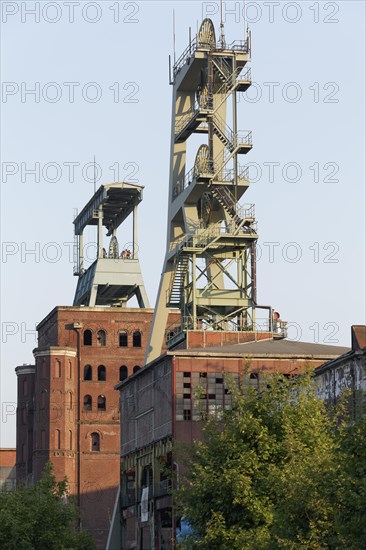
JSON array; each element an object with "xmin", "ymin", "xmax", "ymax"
[{"xmin": 1, "ymin": 1, "xmax": 365, "ymax": 447}]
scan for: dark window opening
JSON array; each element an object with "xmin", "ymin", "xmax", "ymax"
[
  {"xmin": 224, "ymin": 388, "xmax": 230, "ymax": 395},
  {"xmin": 183, "ymin": 393, "xmax": 191, "ymax": 399},
  {"xmin": 133, "ymin": 365, "xmax": 141, "ymax": 374},
  {"xmin": 97, "ymin": 365, "xmax": 106, "ymax": 381},
  {"xmin": 119, "ymin": 331, "xmax": 128, "ymax": 347},
  {"xmin": 183, "ymin": 383, "xmax": 191, "ymax": 389},
  {"xmin": 91, "ymin": 432, "xmax": 100, "ymax": 452},
  {"xmin": 132, "ymin": 331, "xmax": 141, "ymax": 347},
  {"xmin": 83, "ymin": 330, "xmax": 92, "ymax": 346},
  {"xmin": 84, "ymin": 365, "xmax": 92, "ymax": 381},
  {"xmin": 208, "ymin": 394, "xmax": 216, "ymax": 399},
  {"xmin": 250, "ymin": 373, "xmax": 259, "ymax": 380},
  {"xmin": 199, "ymin": 372, "xmax": 207, "ymax": 378},
  {"xmin": 183, "ymin": 410, "xmax": 192, "ymax": 421},
  {"xmin": 97, "ymin": 395, "xmax": 106, "ymax": 411},
  {"xmin": 83, "ymin": 395, "xmax": 92, "ymax": 411},
  {"xmin": 216, "ymin": 377, "xmax": 223, "ymax": 384},
  {"xmin": 183, "ymin": 372, "xmax": 191, "ymax": 378},
  {"xmin": 97, "ymin": 330, "xmax": 106, "ymax": 346},
  {"xmin": 120, "ymin": 366, "xmax": 128, "ymax": 381}
]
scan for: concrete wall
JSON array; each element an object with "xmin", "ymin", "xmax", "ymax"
[{"xmin": 315, "ymin": 352, "xmax": 366, "ymax": 415}]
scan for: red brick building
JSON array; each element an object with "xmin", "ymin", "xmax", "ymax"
[
  {"xmin": 15, "ymin": 306, "xmax": 180, "ymax": 549},
  {"xmin": 0, "ymin": 448, "xmax": 16, "ymax": 491},
  {"xmin": 116, "ymin": 337, "xmax": 349, "ymax": 549}
]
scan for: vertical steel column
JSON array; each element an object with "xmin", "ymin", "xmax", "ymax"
[
  {"xmin": 98, "ymin": 205, "xmax": 103, "ymax": 258},
  {"xmin": 133, "ymin": 205, "xmax": 138, "ymax": 259},
  {"xmin": 79, "ymin": 232, "xmax": 84, "ymax": 272},
  {"xmin": 192, "ymin": 253, "xmax": 197, "ymax": 329}
]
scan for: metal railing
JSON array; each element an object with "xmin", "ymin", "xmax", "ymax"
[
  {"xmin": 213, "ymin": 113, "xmax": 235, "ymax": 150},
  {"xmin": 175, "ymin": 98, "xmax": 201, "ymax": 136},
  {"xmin": 173, "ymin": 36, "xmax": 250, "ymax": 77},
  {"xmin": 174, "ymin": 67, "xmax": 252, "ymax": 142},
  {"xmin": 172, "ymin": 158, "xmax": 251, "ymax": 200},
  {"xmin": 173, "ymin": 37, "xmax": 197, "ymax": 76},
  {"xmin": 168, "ymin": 217, "xmax": 257, "ymax": 257},
  {"xmin": 166, "ymin": 312, "xmax": 274, "ymax": 345}
]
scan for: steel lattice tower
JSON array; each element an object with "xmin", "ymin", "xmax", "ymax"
[{"xmin": 146, "ymin": 19, "xmax": 284, "ymax": 364}]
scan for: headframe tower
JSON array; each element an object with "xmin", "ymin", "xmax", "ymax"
[
  {"xmin": 146, "ymin": 19, "xmax": 286, "ymax": 363},
  {"xmin": 73, "ymin": 182, "xmax": 149, "ymax": 308}
]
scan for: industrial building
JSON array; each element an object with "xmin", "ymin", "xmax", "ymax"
[{"xmin": 13, "ymin": 15, "xmax": 362, "ymax": 550}]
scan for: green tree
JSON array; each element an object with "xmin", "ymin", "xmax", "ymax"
[
  {"xmin": 176, "ymin": 374, "xmax": 364, "ymax": 550},
  {"xmin": 0, "ymin": 462, "xmax": 95, "ymax": 550}
]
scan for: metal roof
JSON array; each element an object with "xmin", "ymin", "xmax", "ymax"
[
  {"xmin": 73, "ymin": 182, "xmax": 144, "ymax": 236},
  {"xmin": 182, "ymin": 339, "xmax": 350, "ymax": 358}
]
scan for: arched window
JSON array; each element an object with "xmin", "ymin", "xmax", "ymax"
[
  {"xmin": 91, "ymin": 432, "xmax": 100, "ymax": 452},
  {"xmin": 119, "ymin": 366, "xmax": 128, "ymax": 381},
  {"xmin": 54, "ymin": 359, "xmax": 61, "ymax": 378},
  {"xmin": 83, "ymin": 330, "xmax": 92, "ymax": 346},
  {"xmin": 84, "ymin": 395, "xmax": 92, "ymax": 411},
  {"xmin": 41, "ymin": 429, "xmax": 46, "ymax": 449},
  {"xmin": 133, "ymin": 331, "xmax": 141, "ymax": 347},
  {"xmin": 84, "ymin": 365, "xmax": 92, "ymax": 381},
  {"xmin": 55, "ymin": 429, "xmax": 61, "ymax": 450},
  {"xmin": 23, "ymin": 378, "xmax": 28, "ymax": 396},
  {"xmin": 97, "ymin": 395, "xmax": 106, "ymax": 411},
  {"xmin": 68, "ymin": 392, "xmax": 73, "ymax": 409},
  {"xmin": 119, "ymin": 331, "xmax": 128, "ymax": 347},
  {"xmin": 97, "ymin": 330, "xmax": 106, "ymax": 346},
  {"xmin": 21, "ymin": 444, "xmax": 26, "ymax": 462},
  {"xmin": 68, "ymin": 361, "xmax": 72, "ymax": 379},
  {"xmin": 98, "ymin": 365, "xmax": 106, "ymax": 381},
  {"xmin": 133, "ymin": 365, "xmax": 141, "ymax": 374},
  {"xmin": 69, "ymin": 430, "xmax": 73, "ymax": 450}
]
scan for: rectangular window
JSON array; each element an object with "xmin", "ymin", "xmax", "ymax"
[
  {"xmin": 119, "ymin": 332, "xmax": 128, "ymax": 347},
  {"xmin": 183, "ymin": 410, "xmax": 192, "ymax": 421}
]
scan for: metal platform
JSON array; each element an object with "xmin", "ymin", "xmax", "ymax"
[{"xmin": 73, "ymin": 182, "xmax": 149, "ymax": 308}]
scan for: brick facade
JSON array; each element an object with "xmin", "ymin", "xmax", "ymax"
[{"xmin": 16, "ymin": 306, "xmax": 180, "ymax": 549}]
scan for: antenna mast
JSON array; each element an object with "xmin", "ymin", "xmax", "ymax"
[
  {"xmin": 243, "ymin": 0, "xmax": 248, "ymax": 36},
  {"xmin": 220, "ymin": 0, "xmax": 225, "ymax": 48},
  {"xmin": 173, "ymin": 10, "xmax": 176, "ymax": 65},
  {"xmin": 93, "ymin": 155, "xmax": 96, "ymax": 193}
]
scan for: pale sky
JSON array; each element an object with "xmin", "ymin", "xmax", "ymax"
[{"xmin": 1, "ymin": 1, "xmax": 365, "ymax": 447}]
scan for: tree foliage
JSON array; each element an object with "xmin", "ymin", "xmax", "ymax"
[
  {"xmin": 0, "ymin": 462, "xmax": 95, "ymax": 550},
  {"xmin": 176, "ymin": 374, "xmax": 366, "ymax": 549}
]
